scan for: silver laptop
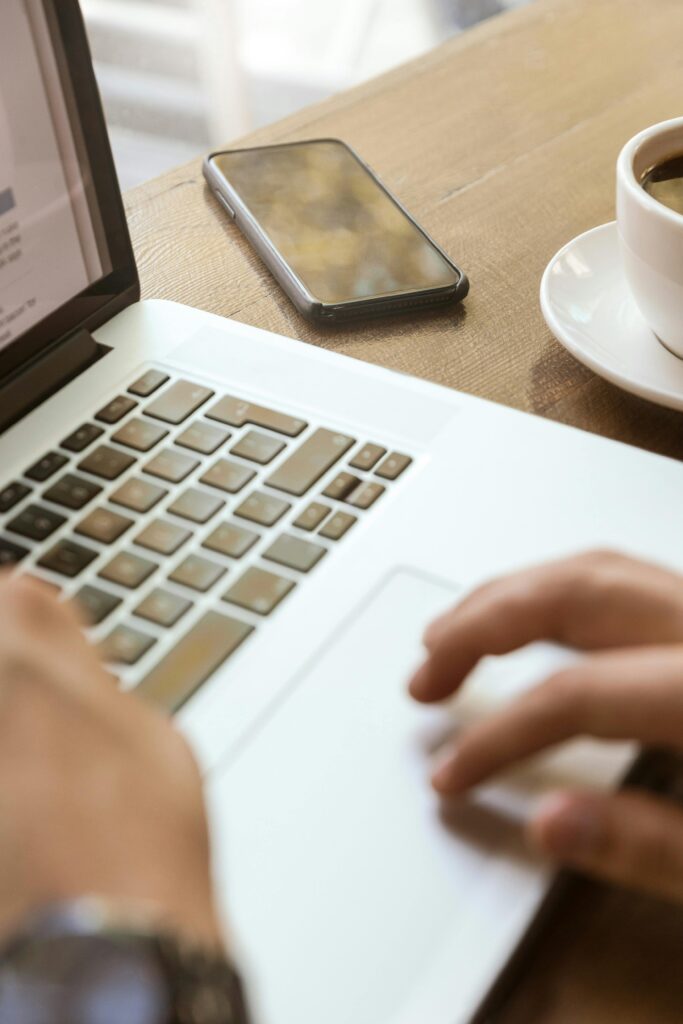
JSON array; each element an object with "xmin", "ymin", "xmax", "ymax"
[{"xmin": 2, "ymin": 3, "xmax": 681, "ymax": 1022}]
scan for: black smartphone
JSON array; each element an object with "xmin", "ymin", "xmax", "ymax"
[{"xmin": 203, "ymin": 138, "xmax": 469, "ymax": 324}]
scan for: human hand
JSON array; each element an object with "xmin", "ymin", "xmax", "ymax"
[
  {"xmin": 409, "ymin": 551, "xmax": 683, "ymax": 904},
  {"xmin": 0, "ymin": 574, "xmax": 223, "ymax": 948}
]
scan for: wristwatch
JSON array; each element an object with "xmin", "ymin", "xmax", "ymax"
[{"xmin": 0, "ymin": 898, "xmax": 252, "ymax": 1024}]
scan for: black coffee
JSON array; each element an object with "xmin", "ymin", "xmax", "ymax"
[{"xmin": 641, "ymin": 154, "xmax": 683, "ymax": 215}]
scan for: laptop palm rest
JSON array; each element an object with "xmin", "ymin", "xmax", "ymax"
[{"xmin": 208, "ymin": 569, "xmax": 634, "ymax": 1024}]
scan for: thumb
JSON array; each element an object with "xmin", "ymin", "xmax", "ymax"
[{"xmin": 529, "ymin": 788, "xmax": 683, "ymax": 905}]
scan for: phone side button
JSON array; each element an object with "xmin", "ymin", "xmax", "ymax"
[{"xmin": 216, "ymin": 192, "xmax": 236, "ymax": 219}]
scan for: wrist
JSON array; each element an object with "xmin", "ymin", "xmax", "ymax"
[
  {"xmin": 0, "ymin": 897, "xmax": 250, "ymax": 1024},
  {"xmin": 0, "ymin": 890, "xmax": 225, "ymax": 956}
]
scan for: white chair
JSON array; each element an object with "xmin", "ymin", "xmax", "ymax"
[
  {"xmin": 238, "ymin": 0, "xmax": 442, "ymax": 126},
  {"xmin": 81, "ymin": 0, "xmax": 521, "ymax": 187},
  {"xmin": 81, "ymin": 0, "xmax": 249, "ymax": 187}
]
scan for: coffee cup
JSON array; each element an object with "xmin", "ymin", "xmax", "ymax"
[{"xmin": 617, "ymin": 116, "xmax": 683, "ymax": 358}]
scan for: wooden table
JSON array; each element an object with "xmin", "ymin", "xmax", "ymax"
[{"xmin": 125, "ymin": 0, "xmax": 683, "ymax": 1018}]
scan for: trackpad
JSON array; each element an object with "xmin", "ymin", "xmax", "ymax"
[{"xmin": 208, "ymin": 570, "xmax": 632, "ymax": 1024}]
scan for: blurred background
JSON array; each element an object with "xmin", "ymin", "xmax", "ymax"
[{"xmin": 81, "ymin": 0, "xmax": 532, "ymax": 190}]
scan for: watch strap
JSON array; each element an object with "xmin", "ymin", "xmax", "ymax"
[
  {"xmin": 0, "ymin": 899, "xmax": 253, "ymax": 1024},
  {"xmin": 158, "ymin": 933, "xmax": 252, "ymax": 1024}
]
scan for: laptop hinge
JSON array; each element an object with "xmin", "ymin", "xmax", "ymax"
[{"xmin": 0, "ymin": 329, "xmax": 110, "ymax": 435}]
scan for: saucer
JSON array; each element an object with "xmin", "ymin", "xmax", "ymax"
[{"xmin": 540, "ymin": 220, "xmax": 683, "ymax": 411}]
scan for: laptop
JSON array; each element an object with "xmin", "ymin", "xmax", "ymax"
[{"xmin": 2, "ymin": 2, "xmax": 681, "ymax": 1021}]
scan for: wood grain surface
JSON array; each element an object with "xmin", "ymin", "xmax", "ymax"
[{"xmin": 125, "ymin": 0, "xmax": 683, "ymax": 1019}]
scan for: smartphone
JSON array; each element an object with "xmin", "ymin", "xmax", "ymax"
[{"xmin": 203, "ymin": 138, "xmax": 469, "ymax": 324}]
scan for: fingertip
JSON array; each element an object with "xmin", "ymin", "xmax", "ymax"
[
  {"xmin": 530, "ymin": 791, "xmax": 604, "ymax": 859},
  {"xmin": 422, "ymin": 615, "xmax": 447, "ymax": 650},
  {"xmin": 528, "ymin": 791, "xmax": 570, "ymax": 852},
  {"xmin": 408, "ymin": 660, "xmax": 458, "ymax": 703},
  {"xmin": 408, "ymin": 663, "xmax": 432, "ymax": 701},
  {"xmin": 431, "ymin": 765, "xmax": 453, "ymax": 793},
  {"xmin": 431, "ymin": 751, "xmax": 467, "ymax": 794}
]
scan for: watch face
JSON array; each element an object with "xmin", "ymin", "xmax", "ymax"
[{"xmin": 0, "ymin": 935, "xmax": 171, "ymax": 1024}]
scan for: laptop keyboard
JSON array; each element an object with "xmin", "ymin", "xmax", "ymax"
[{"xmin": 0, "ymin": 370, "xmax": 413, "ymax": 713}]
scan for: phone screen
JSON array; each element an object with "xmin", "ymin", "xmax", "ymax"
[{"xmin": 209, "ymin": 140, "xmax": 460, "ymax": 305}]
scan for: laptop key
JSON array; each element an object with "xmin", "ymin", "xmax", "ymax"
[
  {"xmin": 7, "ymin": 505, "xmax": 66, "ymax": 542},
  {"xmin": 175, "ymin": 421, "xmax": 230, "ymax": 455},
  {"xmin": 346, "ymin": 481, "xmax": 385, "ymax": 509},
  {"xmin": 230, "ymin": 430, "xmax": 286, "ymax": 465},
  {"xmin": 79, "ymin": 446, "xmax": 136, "ymax": 481},
  {"xmin": 135, "ymin": 519, "xmax": 191, "ymax": 556},
  {"xmin": 60, "ymin": 423, "xmax": 104, "ymax": 453},
  {"xmin": 202, "ymin": 521, "xmax": 259, "ymax": 559},
  {"xmin": 73, "ymin": 585, "xmax": 122, "ymax": 626},
  {"xmin": 145, "ymin": 380, "xmax": 214, "ymax": 424},
  {"xmin": 200, "ymin": 459, "xmax": 255, "ymax": 494},
  {"xmin": 234, "ymin": 491, "xmax": 290, "ymax": 527},
  {"xmin": 43, "ymin": 473, "xmax": 103, "ymax": 510},
  {"xmin": 0, "ymin": 538, "xmax": 29, "ymax": 566},
  {"xmin": 128, "ymin": 370, "xmax": 169, "ymax": 397},
  {"xmin": 349, "ymin": 444, "xmax": 386, "ymax": 472},
  {"xmin": 136, "ymin": 611, "xmax": 254, "ymax": 714},
  {"xmin": 25, "ymin": 452, "xmax": 69, "ymax": 482},
  {"xmin": 267, "ymin": 428, "xmax": 355, "ymax": 496},
  {"xmin": 207, "ymin": 396, "xmax": 307, "ymax": 437},
  {"xmin": 293, "ymin": 502, "xmax": 331, "ymax": 532},
  {"xmin": 263, "ymin": 533, "xmax": 326, "ymax": 573},
  {"xmin": 38, "ymin": 539, "xmax": 97, "ymax": 578},
  {"xmin": 95, "ymin": 395, "xmax": 138, "ymax": 424},
  {"xmin": 169, "ymin": 554, "xmax": 226, "ymax": 593},
  {"xmin": 319, "ymin": 511, "xmax": 357, "ymax": 540},
  {"xmin": 99, "ymin": 552, "xmax": 158, "ymax": 589},
  {"xmin": 75, "ymin": 508, "xmax": 134, "ymax": 544},
  {"xmin": 134, "ymin": 588, "xmax": 192, "ymax": 628},
  {"xmin": 109, "ymin": 477, "xmax": 167, "ymax": 513},
  {"xmin": 322, "ymin": 472, "xmax": 361, "ymax": 501},
  {"xmin": 167, "ymin": 488, "xmax": 224, "ymax": 524},
  {"xmin": 223, "ymin": 567, "xmax": 295, "ymax": 616},
  {"xmin": 0, "ymin": 482, "xmax": 31, "ymax": 514},
  {"xmin": 144, "ymin": 449, "xmax": 199, "ymax": 484},
  {"xmin": 375, "ymin": 452, "xmax": 412, "ymax": 480},
  {"xmin": 100, "ymin": 625, "xmax": 156, "ymax": 666},
  {"xmin": 111, "ymin": 418, "xmax": 169, "ymax": 452}
]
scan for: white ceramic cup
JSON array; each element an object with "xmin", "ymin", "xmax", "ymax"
[{"xmin": 617, "ymin": 117, "xmax": 683, "ymax": 357}]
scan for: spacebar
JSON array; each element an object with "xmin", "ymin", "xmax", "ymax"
[{"xmin": 135, "ymin": 611, "xmax": 254, "ymax": 714}]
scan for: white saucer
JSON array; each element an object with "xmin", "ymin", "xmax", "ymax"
[{"xmin": 540, "ymin": 220, "xmax": 683, "ymax": 411}]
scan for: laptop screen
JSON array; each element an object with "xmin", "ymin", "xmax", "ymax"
[
  {"xmin": 0, "ymin": 0, "xmax": 137, "ymax": 385},
  {"xmin": 1, "ymin": 0, "xmax": 112, "ymax": 352}
]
